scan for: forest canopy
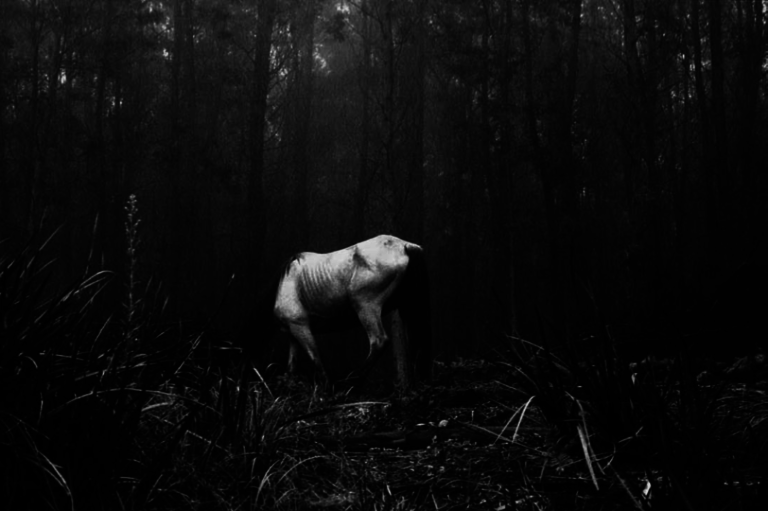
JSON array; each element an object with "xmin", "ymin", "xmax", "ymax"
[{"xmin": 1, "ymin": 0, "xmax": 766, "ymax": 359}]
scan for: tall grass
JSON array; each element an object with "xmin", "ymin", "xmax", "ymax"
[
  {"xmin": 2, "ymin": 196, "xmax": 369, "ymax": 511},
  {"xmin": 7, "ymin": 197, "xmax": 764, "ymax": 510},
  {"xmin": 1, "ymin": 224, "xmax": 112, "ymax": 510},
  {"xmin": 503, "ymin": 332, "xmax": 768, "ymax": 509}
]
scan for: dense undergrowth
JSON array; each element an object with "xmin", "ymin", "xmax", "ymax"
[{"xmin": 2, "ymin": 197, "xmax": 767, "ymax": 510}]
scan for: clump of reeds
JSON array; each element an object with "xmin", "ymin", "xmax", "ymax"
[
  {"xmin": 1, "ymin": 225, "xmax": 113, "ymax": 510},
  {"xmin": 502, "ymin": 331, "xmax": 768, "ymax": 510}
]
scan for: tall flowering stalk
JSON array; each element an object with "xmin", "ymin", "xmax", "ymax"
[{"xmin": 124, "ymin": 194, "xmax": 141, "ymax": 343}]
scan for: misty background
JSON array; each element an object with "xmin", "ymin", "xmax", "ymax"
[{"xmin": 1, "ymin": 0, "xmax": 766, "ymax": 364}]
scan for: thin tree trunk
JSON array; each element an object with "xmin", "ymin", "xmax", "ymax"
[
  {"xmin": 383, "ymin": 0, "xmax": 396, "ymax": 221},
  {"xmin": 540, "ymin": 0, "xmax": 583, "ymax": 341},
  {"xmin": 691, "ymin": 0, "xmax": 718, "ymax": 255},
  {"xmin": 690, "ymin": 0, "xmax": 711, "ymax": 181},
  {"xmin": 736, "ymin": 0, "xmax": 762, "ymax": 203},
  {"xmin": 247, "ymin": 0, "xmax": 277, "ymax": 274},
  {"xmin": 400, "ymin": 0, "xmax": 426, "ymax": 241},
  {"xmin": 478, "ymin": 0, "xmax": 517, "ymax": 337},
  {"xmin": 0, "ymin": 51, "xmax": 5, "ymax": 219},
  {"xmin": 623, "ymin": 0, "xmax": 667, "ymax": 324},
  {"xmin": 706, "ymin": 0, "xmax": 727, "ymax": 258},
  {"xmin": 25, "ymin": 0, "xmax": 43, "ymax": 231},
  {"xmin": 708, "ymin": 0, "xmax": 727, "ymax": 193},
  {"xmin": 94, "ymin": 0, "xmax": 114, "ymax": 256},
  {"xmin": 354, "ymin": 0, "xmax": 373, "ymax": 238},
  {"xmin": 167, "ymin": 0, "xmax": 184, "ymax": 306},
  {"xmin": 292, "ymin": 1, "xmax": 316, "ymax": 245},
  {"xmin": 238, "ymin": 0, "xmax": 277, "ymax": 426}
]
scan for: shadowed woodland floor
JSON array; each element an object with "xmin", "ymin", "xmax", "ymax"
[
  {"xmin": 250, "ymin": 356, "xmax": 768, "ymax": 510},
  {"xmin": 2, "ymin": 231, "xmax": 767, "ymax": 510}
]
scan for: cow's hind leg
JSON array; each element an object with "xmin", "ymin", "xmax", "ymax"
[
  {"xmin": 286, "ymin": 338, "xmax": 299, "ymax": 374},
  {"xmin": 351, "ymin": 303, "xmax": 389, "ymax": 383},
  {"xmin": 286, "ymin": 322, "xmax": 327, "ymax": 384}
]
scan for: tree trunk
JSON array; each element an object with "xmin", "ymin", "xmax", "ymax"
[
  {"xmin": 383, "ymin": 0, "xmax": 396, "ymax": 228},
  {"xmin": 25, "ymin": 1, "xmax": 43, "ymax": 232},
  {"xmin": 735, "ymin": 0, "xmax": 763, "ymax": 223},
  {"xmin": 247, "ymin": 0, "xmax": 277, "ymax": 274},
  {"xmin": 399, "ymin": 0, "xmax": 426, "ymax": 242},
  {"xmin": 291, "ymin": 0, "xmax": 316, "ymax": 246},
  {"xmin": 540, "ymin": 0, "xmax": 583, "ymax": 342},
  {"xmin": 354, "ymin": 0, "xmax": 373, "ymax": 238},
  {"xmin": 708, "ymin": 0, "xmax": 727, "ymax": 189},
  {"xmin": 623, "ymin": 0, "xmax": 668, "ymax": 328},
  {"xmin": 690, "ymin": 0, "xmax": 713, "ymax": 223},
  {"xmin": 162, "ymin": 0, "xmax": 200, "ymax": 313},
  {"xmin": 707, "ymin": 0, "xmax": 727, "ymax": 254},
  {"xmin": 483, "ymin": 0, "xmax": 517, "ymax": 336}
]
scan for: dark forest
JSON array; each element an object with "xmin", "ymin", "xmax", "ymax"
[{"xmin": 1, "ymin": 0, "xmax": 767, "ymax": 509}]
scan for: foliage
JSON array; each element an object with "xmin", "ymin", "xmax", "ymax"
[
  {"xmin": 504, "ymin": 336, "xmax": 768, "ymax": 509},
  {"xmin": 2, "ymin": 206, "xmax": 767, "ymax": 509},
  {"xmin": 2, "ymin": 0, "xmax": 765, "ymax": 355},
  {"xmin": 2, "ymin": 0, "xmax": 767, "ymax": 506}
]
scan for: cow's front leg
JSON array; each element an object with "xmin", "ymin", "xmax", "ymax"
[
  {"xmin": 286, "ymin": 321, "xmax": 327, "ymax": 384},
  {"xmin": 352, "ymin": 303, "xmax": 388, "ymax": 383}
]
